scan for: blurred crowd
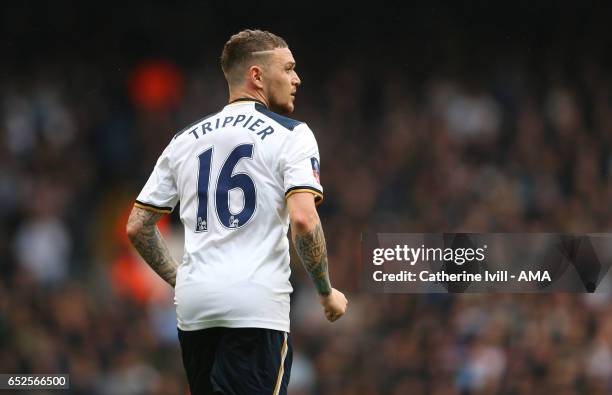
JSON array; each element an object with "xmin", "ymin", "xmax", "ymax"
[{"xmin": 2, "ymin": 8, "xmax": 612, "ymax": 394}]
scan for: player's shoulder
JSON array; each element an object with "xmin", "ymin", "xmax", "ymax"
[
  {"xmin": 254, "ymin": 103, "xmax": 304, "ymax": 132},
  {"xmin": 173, "ymin": 110, "xmax": 221, "ymax": 140}
]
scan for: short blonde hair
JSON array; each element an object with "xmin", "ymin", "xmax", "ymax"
[{"xmin": 220, "ymin": 29, "xmax": 288, "ymax": 83}]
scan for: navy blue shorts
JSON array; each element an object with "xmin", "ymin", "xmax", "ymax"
[{"xmin": 178, "ymin": 327, "xmax": 292, "ymax": 395}]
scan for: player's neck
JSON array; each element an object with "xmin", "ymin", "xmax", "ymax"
[{"xmin": 228, "ymin": 89, "xmax": 269, "ymax": 108}]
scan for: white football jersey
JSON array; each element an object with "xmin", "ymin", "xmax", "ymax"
[{"xmin": 135, "ymin": 99, "xmax": 323, "ymax": 332}]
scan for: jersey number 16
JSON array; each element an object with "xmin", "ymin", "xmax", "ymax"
[{"xmin": 195, "ymin": 144, "xmax": 256, "ymax": 232}]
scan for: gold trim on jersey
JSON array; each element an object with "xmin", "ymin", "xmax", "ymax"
[
  {"xmin": 285, "ymin": 189, "xmax": 324, "ymax": 206},
  {"xmin": 134, "ymin": 202, "xmax": 172, "ymax": 214},
  {"xmin": 225, "ymin": 99, "xmax": 263, "ymax": 107}
]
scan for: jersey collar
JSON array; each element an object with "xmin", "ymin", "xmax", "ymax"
[{"xmin": 227, "ymin": 97, "xmax": 268, "ymax": 108}]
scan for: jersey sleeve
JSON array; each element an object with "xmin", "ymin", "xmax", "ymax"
[
  {"xmin": 281, "ymin": 124, "xmax": 324, "ymax": 205},
  {"xmin": 134, "ymin": 143, "xmax": 179, "ymax": 214}
]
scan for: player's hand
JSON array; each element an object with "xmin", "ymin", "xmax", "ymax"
[{"xmin": 319, "ymin": 288, "xmax": 347, "ymax": 322}]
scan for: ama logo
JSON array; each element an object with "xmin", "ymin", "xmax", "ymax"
[{"xmin": 310, "ymin": 157, "xmax": 321, "ymax": 184}]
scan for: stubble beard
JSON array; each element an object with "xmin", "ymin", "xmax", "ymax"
[{"xmin": 270, "ymin": 96, "xmax": 294, "ymax": 115}]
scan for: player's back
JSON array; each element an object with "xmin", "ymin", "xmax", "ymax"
[{"xmin": 140, "ymin": 99, "xmax": 322, "ymax": 332}]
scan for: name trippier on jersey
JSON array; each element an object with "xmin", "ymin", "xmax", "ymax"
[{"xmin": 186, "ymin": 113, "xmax": 276, "ymax": 141}]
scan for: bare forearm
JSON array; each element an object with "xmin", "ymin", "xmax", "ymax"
[
  {"xmin": 293, "ymin": 222, "xmax": 332, "ymax": 296},
  {"xmin": 127, "ymin": 207, "xmax": 177, "ymax": 287}
]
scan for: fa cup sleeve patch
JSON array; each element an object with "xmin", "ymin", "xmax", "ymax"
[{"xmin": 310, "ymin": 157, "xmax": 321, "ymax": 183}]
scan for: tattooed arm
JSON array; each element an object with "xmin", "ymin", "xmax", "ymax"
[
  {"xmin": 126, "ymin": 206, "xmax": 178, "ymax": 287},
  {"xmin": 287, "ymin": 192, "xmax": 347, "ymax": 322},
  {"xmin": 293, "ymin": 221, "xmax": 332, "ymax": 295}
]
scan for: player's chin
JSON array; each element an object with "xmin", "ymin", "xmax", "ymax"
[
  {"xmin": 286, "ymin": 96, "xmax": 296, "ymax": 113},
  {"xmin": 278, "ymin": 101, "xmax": 294, "ymax": 115},
  {"xmin": 270, "ymin": 97, "xmax": 294, "ymax": 114}
]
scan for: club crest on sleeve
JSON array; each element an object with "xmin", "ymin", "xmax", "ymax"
[{"xmin": 310, "ymin": 157, "xmax": 321, "ymax": 183}]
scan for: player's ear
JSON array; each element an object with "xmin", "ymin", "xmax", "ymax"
[{"xmin": 248, "ymin": 65, "xmax": 264, "ymax": 89}]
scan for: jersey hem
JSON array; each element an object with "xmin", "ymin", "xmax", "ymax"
[{"xmin": 177, "ymin": 319, "xmax": 290, "ymax": 333}]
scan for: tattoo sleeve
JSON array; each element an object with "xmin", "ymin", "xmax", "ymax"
[
  {"xmin": 293, "ymin": 222, "xmax": 332, "ymax": 296},
  {"xmin": 127, "ymin": 207, "xmax": 178, "ymax": 287}
]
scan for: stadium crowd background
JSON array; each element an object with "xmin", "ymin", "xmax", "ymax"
[{"xmin": 1, "ymin": 2, "xmax": 612, "ymax": 394}]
